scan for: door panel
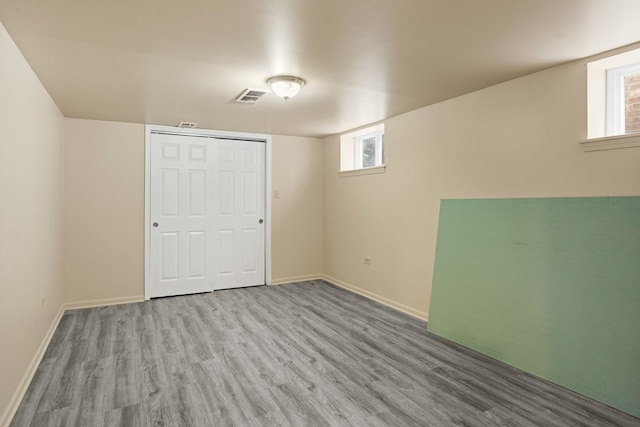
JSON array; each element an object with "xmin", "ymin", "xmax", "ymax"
[
  {"xmin": 188, "ymin": 231, "xmax": 206, "ymax": 278},
  {"xmin": 160, "ymin": 232, "xmax": 179, "ymax": 280},
  {"xmin": 161, "ymin": 169, "xmax": 180, "ymax": 216},
  {"xmin": 188, "ymin": 170, "xmax": 206, "ymax": 216},
  {"xmin": 241, "ymin": 229, "xmax": 257, "ymax": 273},
  {"xmin": 218, "ymin": 229, "xmax": 234, "ymax": 275},
  {"xmin": 189, "ymin": 144, "xmax": 206, "ymax": 161},
  {"xmin": 242, "ymin": 172, "xmax": 257, "ymax": 214},
  {"xmin": 219, "ymin": 171, "xmax": 234, "ymax": 215}
]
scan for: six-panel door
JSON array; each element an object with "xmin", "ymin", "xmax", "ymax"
[
  {"xmin": 149, "ymin": 133, "xmax": 265, "ymax": 298},
  {"xmin": 212, "ymin": 140, "xmax": 265, "ymax": 290}
]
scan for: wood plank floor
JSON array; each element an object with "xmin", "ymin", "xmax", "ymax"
[{"xmin": 10, "ymin": 280, "xmax": 640, "ymax": 426}]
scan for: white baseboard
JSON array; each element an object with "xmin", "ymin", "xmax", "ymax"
[
  {"xmin": 270, "ymin": 274, "xmax": 323, "ymax": 286},
  {"xmin": 63, "ymin": 295, "xmax": 145, "ymax": 310},
  {"xmin": 321, "ymin": 274, "xmax": 429, "ymax": 322},
  {"xmin": 0, "ymin": 305, "xmax": 65, "ymax": 427}
]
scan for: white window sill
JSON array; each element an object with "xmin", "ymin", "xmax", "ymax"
[
  {"xmin": 338, "ymin": 165, "xmax": 386, "ymax": 177},
  {"xmin": 581, "ymin": 133, "xmax": 640, "ymax": 152}
]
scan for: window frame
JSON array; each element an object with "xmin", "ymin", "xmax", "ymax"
[
  {"xmin": 606, "ymin": 62, "xmax": 640, "ymax": 136},
  {"xmin": 339, "ymin": 123, "xmax": 386, "ymax": 173},
  {"xmin": 584, "ymin": 48, "xmax": 640, "ymax": 151}
]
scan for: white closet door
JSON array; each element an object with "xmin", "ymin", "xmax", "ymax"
[
  {"xmin": 212, "ymin": 140, "xmax": 265, "ymax": 290},
  {"xmin": 148, "ymin": 132, "xmax": 266, "ymax": 299},
  {"xmin": 149, "ymin": 133, "xmax": 214, "ymax": 298}
]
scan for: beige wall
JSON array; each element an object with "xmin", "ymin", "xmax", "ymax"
[
  {"xmin": 271, "ymin": 135, "xmax": 323, "ymax": 282},
  {"xmin": 0, "ymin": 23, "xmax": 64, "ymax": 423},
  {"xmin": 63, "ymin": 124, "xmax": 324, "ymax": 301},
  {"xmin": 323, "ymin": 57, "xmax": 640, "ymax": 319},
  {"xmin": 64, "ymin": 119, "xmax": 145, "ymax": 303}
]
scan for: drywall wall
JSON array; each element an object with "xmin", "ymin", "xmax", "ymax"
[
  {"xmin": 64, "ymin": 118, "xmax": 145, "ymax": 304},
  {"xmin": 271, "ymin": 135, "xmax": 323, "ymax": 282},
  {"xmin": 323, "ymin": 50, "xmax": 640, "ymax": 319},
  {"xmin": 429, "ymin": 197, "xmax": 640, "ymax": 417},
  {"xmin": 0, "ymin": 22, "xmax": 65, "ymax": 424},
  {"xmin": 64, "ymin": 121, "xmax": 324, "ymax": 301}
]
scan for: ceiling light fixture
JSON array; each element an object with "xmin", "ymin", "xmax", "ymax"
[{"xmin": 267, "ymin": 75, "xmax": 306, "ymax": 100}]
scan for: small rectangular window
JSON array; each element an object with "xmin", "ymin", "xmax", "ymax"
[
  {"xmin": 606, "ymin": 62, "xmax": 640, "ymax": 136},
  {"xmin": 355, "ymin": 131, "xmax": 384, "ymax": 169},
  {"xmin": 340, "ymin": 124, "xmax": 385, "ymax": 172},
  {"xmin": 588, "ymin": 48, "xmax": 640, "ymax": 140}
]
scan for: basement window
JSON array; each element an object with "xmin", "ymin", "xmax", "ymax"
[
  {"xmin": 584, "ymin": 48, "xmax": 640, "ymax": 151},
  {"xmin": 339, "ymin": 124, "xmax": 385, "ymax": 175},
  {"xmin": 605, "ymin": 63, "xmax": 640, "ymax": 136}
]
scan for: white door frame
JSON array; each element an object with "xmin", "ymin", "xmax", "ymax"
[{"xmin": 144, "ymin": 124, "xmax": 272, "ymax": 300}]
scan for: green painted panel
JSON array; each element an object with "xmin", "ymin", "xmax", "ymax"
[{"xmin": 429, "ymin": 197, "xmax": 640, "ymax": 418}]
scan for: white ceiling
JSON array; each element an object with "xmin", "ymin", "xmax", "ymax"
[{"xmin": 2, "ymin": 0, "xmax": 640, "ymax": 137}]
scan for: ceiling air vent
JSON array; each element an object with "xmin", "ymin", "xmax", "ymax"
[
  {"xmin": 235, "ymin": 88, "xmax": 269, "ymax": 104},
  {"xmin": 178, "ymin": 121, "xmax": 198, "ymax": 128}
]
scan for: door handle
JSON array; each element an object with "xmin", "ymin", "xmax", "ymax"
[
  {"xmin": 259, "ymin": 219, "xmax": 264, "ymax": 224},
  {"xmin": 153, "ymin": 222, "xmax": 159, "ymax": 228}
]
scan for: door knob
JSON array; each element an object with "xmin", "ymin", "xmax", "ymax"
[
  {"xmin": 259, "ymin": 219, "xmax": 264, "ymax": 224},
  {"xmin": 153, "ymin": 222, "xmax": 159, "ymax": 228}
]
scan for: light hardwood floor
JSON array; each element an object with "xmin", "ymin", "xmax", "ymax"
[{"xmin": 10, "ymin": 280, "xmax": 640, "ymax": 426}]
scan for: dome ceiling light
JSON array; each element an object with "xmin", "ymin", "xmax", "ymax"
[{"xmin": 267, "ymin": 75, "xmax": 306, "ymax": 100}]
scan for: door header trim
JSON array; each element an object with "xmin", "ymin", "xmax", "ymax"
[{"xmin": 147, "ymin": 124, "xmax": 270, "ymax": 142}]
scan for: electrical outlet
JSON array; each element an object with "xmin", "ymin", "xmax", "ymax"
[
  {"xmin": 273, "ymin": 190, "xmax": 280, "ymax": 199},
  {"xmin": 364, "ymin": 258, "xmax": 371, "ymax": 265}
]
